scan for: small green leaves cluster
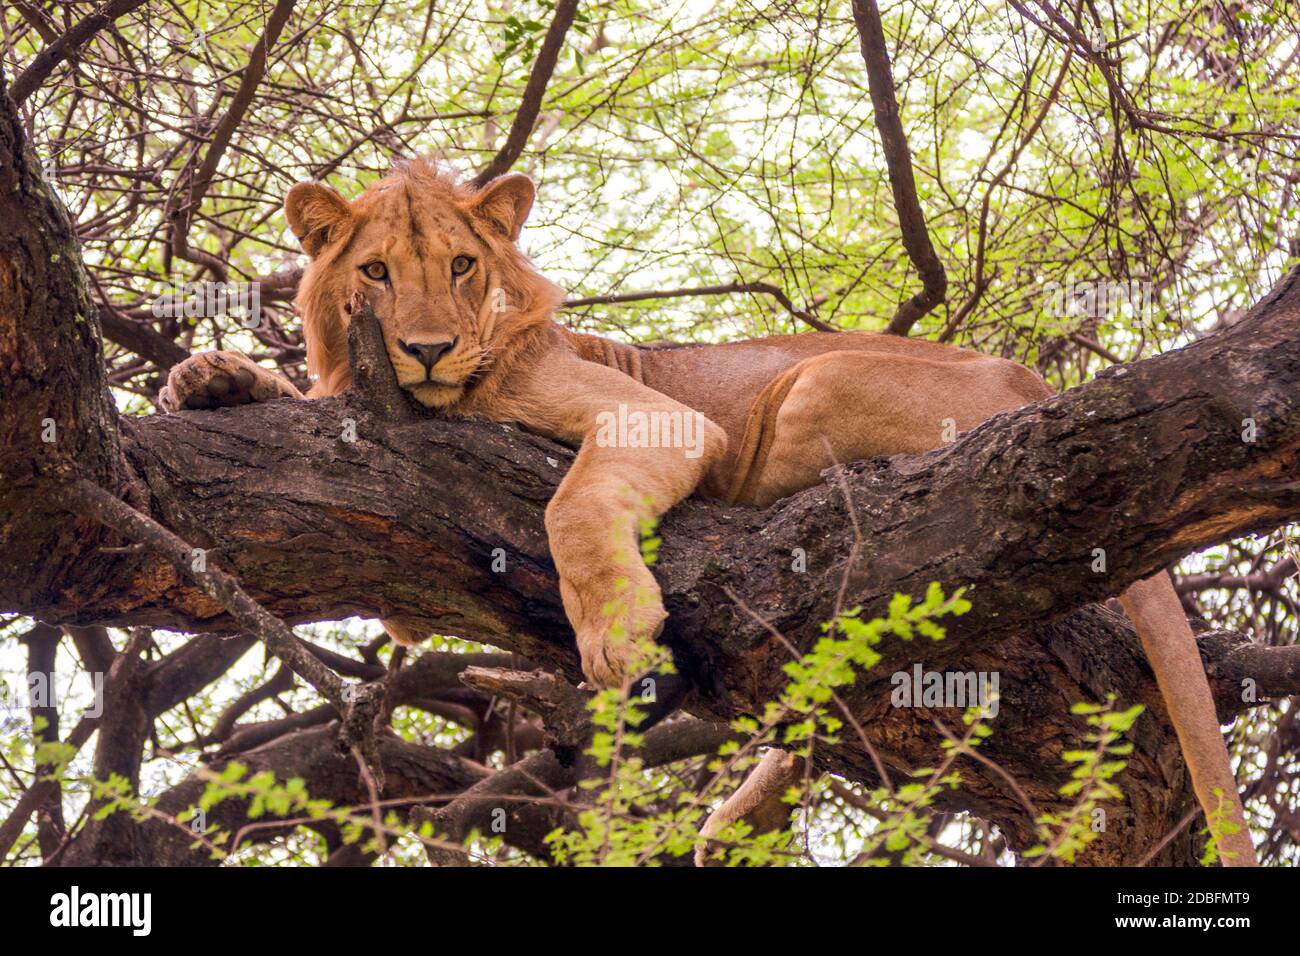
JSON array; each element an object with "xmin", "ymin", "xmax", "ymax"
[
  {"xmin": 1201, "ymin": 787, "xmax": 1247, "ymax": 867},
  {"xmin": 1023, "ymin": 697, "xmax": 1144, "ymax": 863},
  {"xmin": 784, "ymin": 583, "xmax": 972, "ymax": 714}
]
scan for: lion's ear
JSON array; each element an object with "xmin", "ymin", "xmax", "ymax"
[
  {"xmin": 285, "ymin": 182, "xmax": 352, "ymax": 257},
  {"xmin": 468, "ymin": 173, "xmax": 535, "ymax": 242}
]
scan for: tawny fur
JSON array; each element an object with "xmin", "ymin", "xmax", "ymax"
[{"xmin": 158, "ymin": 157, "xmax": 1256, "ymax": 867}]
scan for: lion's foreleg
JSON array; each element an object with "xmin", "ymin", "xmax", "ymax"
[
  {"xmin": 521, "ymin": 357, "xmax": 726, "ymax": 688},
  {"xmin": 158, "ymin": 350, "xmax": 304, "ymax": 411},
  {"xmin": 546, "ymin": 428, "xmax": 723, "ymax": 688}
]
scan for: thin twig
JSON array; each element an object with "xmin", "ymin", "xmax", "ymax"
[
  {"xmin": 8, "ymin": 0, "xmax": 149, "ymax": 104},
  {"xmin": 562, "ymin": 281, "xmax": 837, "ymax": 333},
  {"xmin": 53, "ymin": 479, "xmax": 349, "ymax": 710}
]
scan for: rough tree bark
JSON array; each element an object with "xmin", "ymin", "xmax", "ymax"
[{"xmin": 3, "ymin": 77, "xmax": 1299, "ymax": 865}]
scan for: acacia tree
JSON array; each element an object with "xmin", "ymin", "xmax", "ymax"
[{"xmin": 1, "ymin": 0, "xmax": 1297, "ymax": 867}]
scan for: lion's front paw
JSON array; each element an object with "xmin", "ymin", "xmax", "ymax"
[
  {"xmin": 575, "ymin": 596, "xmax": 667, "ymax": 689},
  {"xmin": 577, "ymin": 629, "xmax": 638, "ymax": 689},
  {"xmin": 158, "ymin": 351, "xmax": 299, "ymax": 412}
]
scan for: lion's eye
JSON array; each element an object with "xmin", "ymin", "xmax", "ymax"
[
  {"xmin": 361, "ymin": 261, "xmax": 388, "ymax": 281},
  {"xmin": 451, "ymin": 255, "xmax": 474, "ymax": 277}
]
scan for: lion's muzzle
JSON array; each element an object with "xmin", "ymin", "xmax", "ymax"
[{"xmin": 398, "ymin": 336, "xmax": 458, "ymax": 376}]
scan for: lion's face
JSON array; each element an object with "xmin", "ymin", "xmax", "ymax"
[{"xmin": 285, "ymin": 161, "xmax": 552, "ymax": 407}]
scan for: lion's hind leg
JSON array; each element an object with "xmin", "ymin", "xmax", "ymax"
[
  {"xmin": 381, "ymin": 618, "xmax": 427, "ymax": 646},
  {"xmin": 695, "ymin": 749, "xmax": 805, "ymax": 866},
  {"xmin": 731, "ymin": 350, "xmax": 1042, "ymax": 508}
]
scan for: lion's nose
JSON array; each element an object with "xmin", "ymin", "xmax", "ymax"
[{"xmin": 398, "ymin": 337, "xmax": 457, "ymax": 372}]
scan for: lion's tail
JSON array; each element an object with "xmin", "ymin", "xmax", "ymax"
[{"xmin": 1121, "ymin": 572, "xmax": 1257, "ymax": 865}]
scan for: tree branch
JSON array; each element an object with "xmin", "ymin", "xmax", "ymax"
[
  {"xmin": 471, "ymin": 0, "xmax": 580, "ymax": 188},
  {"xmin": 163, "ymin": 0, "xmax": 298, "ymax": 277},
  {"xmin": 850, "ymin": 0, "xmax": 948, "ymax": 335},
  {"xmin": 98, "ymin": 306, "xmax": 191, "ymax": 374},
  {"xmin": 562, "ymin": 281, "xmax": 837, "ymax": 333},
  {"xmin": 50, "ymin": 479, "xmax": 351, "ymax": 711},
  {"xmin": 7, "ymin": 0, "xmax": 149, "ymax": 105}
]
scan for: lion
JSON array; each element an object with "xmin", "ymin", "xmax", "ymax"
[{"xmin": 158, "ymin": 157, "xmax": 1256, "ymax": 866}]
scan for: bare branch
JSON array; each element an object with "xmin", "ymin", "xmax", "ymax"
[
  {"xmin": 51, "ymin": 479, "xmax": 350, "ymax": 711},
  {"xmin": 164, "ymin": 0, "xmax": 298, "ymax": 277},
  {"xmin": 7, "ymin": 0, "xmax": 149, "ymax": 105},
  {"xmin": 471, "ymin": 0, "xmax": 580, "ymax": 188},
  {"xmin": 850, "ymin": 0, "xmax": 947, "ymax": 335},
  {"xmin": 562, "ymin": 281, "xmax": 837, "ymax": 333}
]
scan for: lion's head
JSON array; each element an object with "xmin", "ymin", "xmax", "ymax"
[{"xmin": 284, "ymin": 158, "xmax": 564, "ymax": 406}]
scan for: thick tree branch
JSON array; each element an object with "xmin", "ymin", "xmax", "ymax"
[
  {"xmin": 50, "ymin": 478, "xmax": 351, "ymax": 711},
  {"xmin": 62, "ymin": 725, "xmax": 488, "ymax": 866},
  {"xmin": 98, "ymin": 306, "xmax": 191, "ymax": 374},
  {"xmin": 1177, "ymin": 557, "xmax": 1296, "ymax": 595}
]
